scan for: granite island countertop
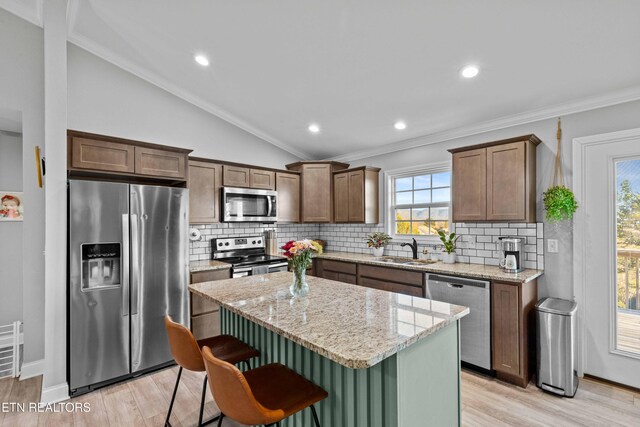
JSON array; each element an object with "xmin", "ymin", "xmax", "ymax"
[
  {"xmin": 316, "ymin": 251, "xmax": 543, "ymax": 283},
  {"xmin": 189, "ymin": 271, "xmax": 469, "ymax": 369},
  {"xmin": 189, "ymin": 260, "xmax": 232, "ymax": 273}
]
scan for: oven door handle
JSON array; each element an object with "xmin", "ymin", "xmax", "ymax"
[{"xmin": 234, "ymin": 267, "xmax": 252, "ymax": 274}]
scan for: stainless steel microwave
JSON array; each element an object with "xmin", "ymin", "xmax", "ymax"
[{"xmin": 222, "ymin": 187, "xmax": 277, "ymax": 222}]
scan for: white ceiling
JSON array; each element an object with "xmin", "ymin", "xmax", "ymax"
[{"xmin": 4, "ymin": 1, "xmax": 640, "ymax": 160}]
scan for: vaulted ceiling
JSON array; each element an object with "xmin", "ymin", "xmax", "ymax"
[{"xmin": 3, "ymin": 0, "xmax": 640, "ymax": 160}]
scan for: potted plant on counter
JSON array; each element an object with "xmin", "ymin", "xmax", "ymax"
[
  {"xmin": 366, "ymin": 232, "xmax": 392, "ymax": 257},
  {"xmin": 281, "ymin": 239, "xmax": 323, "ymax": 297},
  {"xmin": 437, "ymin": 230, "xmax": 459, "ymax": 264}
]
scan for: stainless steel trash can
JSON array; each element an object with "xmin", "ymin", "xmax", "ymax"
[{"xmin": 536, "ymin": 297, "xmax": 578, "ymax": 397}]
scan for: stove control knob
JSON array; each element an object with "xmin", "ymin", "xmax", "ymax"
[
  {"xmin": 257, "ymin": 240, "xmax": 262, "ymax": 244},
  {"xmin": 252, "ymin": 240, "xmax": 256, "ymax": 244},
  {"xmin": 218, "ymin": 242, "xmax": 223, "ymax": 247},
  {"xmin": 224, "ymin": 242, "xmax": 229, "ymax": 246}
]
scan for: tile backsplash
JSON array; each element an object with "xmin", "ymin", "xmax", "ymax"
[{"xmin": 189, "ymin": 221, "xmax": 544, "ymax": 270}]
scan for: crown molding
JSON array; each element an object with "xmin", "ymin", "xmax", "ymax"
[
  {"xmin": 327, "ymin": 85, "xmax": 640, "ymax": 162},
  {"xmin": 0, "ymin": 0, "xmax": 43, "ymax": 26},
  {"xmin": 66, "ymin": 30, "xmax": 310, "ymax": 160}
]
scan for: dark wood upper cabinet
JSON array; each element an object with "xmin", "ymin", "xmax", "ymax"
[
  {"xmin": 188, "ymin": 160, "xmax": 222, "ymax": 224},
  {"xmin": 452, "ymin": 148, "xmax": 487, "ymax": 222},
  {"xmin": 449, "ymin": 134, "xmax": 540, "ymax": 222},
  {"xmin": 134, "ymin": 146, "xmax": 187, "ymax": 179},
  {"xmin": 286, "ymin": 161, "xmax": 349, "ymax": 223},
  {"xmin": 70, "ymin": 137, "xmax": 135, "ymax": 174},
  {"xmin": 222, "ymin": 165, "xmax": 251, "ymax": 187},
  {"xmin": 275, "ymin": 172, "xmax": 300, "ymax": 223},
  {"xmin": 249, "ymin": 169, "xmax": 275, "ymax": 190},
  {"xmin": 333, "ymin": 167, "xmax": 380, "ymax": 224},
  {"xmin": 68, "ymin": 130, "xmax": 191, "ymax": 181}
]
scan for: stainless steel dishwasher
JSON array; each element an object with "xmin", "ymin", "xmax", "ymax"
[{"xmin": 426, "ymin": 273, "xmax": 491, "ymax": 370}]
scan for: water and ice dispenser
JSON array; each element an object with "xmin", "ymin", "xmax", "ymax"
[{"xmin": 81, "ymin": 243, "xmax": 122, "ymax": 290}]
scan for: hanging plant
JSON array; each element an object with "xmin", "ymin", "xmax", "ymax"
[{"xmin": 544, "ymin": 118, "xmax": 578, "ymax": 222}]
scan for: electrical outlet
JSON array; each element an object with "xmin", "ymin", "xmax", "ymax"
[{"xmin": 547, "ymin": 239, "xmax": 558, "ymax": 253}]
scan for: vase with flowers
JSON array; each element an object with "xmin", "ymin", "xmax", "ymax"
[
  {"xmin": 366, "ymin": 232, "xmax": 392, "ymax": 257},
  {"xmin": 281, "ymin": 239, "xmax": 323, "ymax": 296}
]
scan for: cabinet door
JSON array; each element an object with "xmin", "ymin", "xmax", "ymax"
[
  {"xmin": 333, "ymin": 172, "xmax": 349, "ymax": 222},
  {"xmin": 492, "ymin": 282, "xmax": 521, "ymax": 376},
  {"xmin": 250, "ymin": 169, "xmax": 276, "ymax": 190},
  {"xmin": 348, "ymin": 170, "xmax": 365, "ymax": 222},
  {"xmin": 301, "ymin": 164, "xmax": 332, "ymax": 222},
  {"xmin": 70, "ymin": 137, "xmax": 135, "ymax": 173},
  {"xmin": 486, "ymin": 141, "xmax": 526, "ymax": 221},
  {"xmin": 189, "ymin": 161, "xmax": 222, "ymax": 223},
  {"xmin": 452, "ymin": 148, "xmax": 487, "ymax": 221},
  {"xmin": 275, "ymin": 172, "xmax": 300, "ymax": 223},
  {"xmin": 223, "ymin": 165, "xmax": 250, "ymax": 187},
  {"xmin": 134, "ymin": 146, "xmax": 187, "ymax": 179}
]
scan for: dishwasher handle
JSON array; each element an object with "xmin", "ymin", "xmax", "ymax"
[{"xmin": 427, "ymin": 274, "xmax": 490, "ymax": 289}]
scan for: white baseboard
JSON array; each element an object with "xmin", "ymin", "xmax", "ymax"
[
  {"xmin": 20, "ymin": 359, "xmax": 45, "ymax": 380},
  {"xmin": 40, "ymin": 382, "xmax": 69, "ymax": 404}
]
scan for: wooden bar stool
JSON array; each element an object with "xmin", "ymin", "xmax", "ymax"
[
  {"xmin": 201, "ymin": 345, "xmax": 328, "ymax": 427},
  {"xmin": 164, "ymin": 315, "xmax": 260, "ymax": 427}
]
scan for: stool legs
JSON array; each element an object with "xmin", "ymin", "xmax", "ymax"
[
  {"xmin": 165, "ymin": 366, "xmax": 183, "ymax": 427},
  {"xmin": 310, "ymin": 405, "xmax": 321, "ymax": 427},
  {"xmin": 198, "ymin": 375, "xmax": 207, "ymax": 426},
  {"xmin": 217, "ymin": 413, "xmax": 225, "ymax": 427}
]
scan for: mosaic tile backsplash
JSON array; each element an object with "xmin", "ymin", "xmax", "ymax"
[{"xmin": 189, "ymin": 221, "xmax": 544, "ymax": 270}]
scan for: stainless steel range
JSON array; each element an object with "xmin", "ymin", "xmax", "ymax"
[{"xmin": 212, "ymin": 236, "xmax": 288, "ymax": 278}]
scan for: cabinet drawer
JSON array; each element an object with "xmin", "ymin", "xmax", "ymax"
[
  {"xmin": 191, "ymin": 312, "xmax": 220, "ymax": 340},
  {"xmin": 358, "ymin": 277, "xmax": 423, "ymax": 297},
  {"xmin": 191, "ymin": 294, "xmax": 219, "ymax": 316},
  {"xmin": 223, "ymin": 166, "xmax": 250, "ymax": 187},
  {"xmin": 358, "ymin": 264, "xmax": 423, "ymax": 287},
  {"xmin": 320, "ymin": 260, "xmax": 357, "ymax": 275},
  {"xmin": 249, "ymin": 169, "xmax": 275, "ymax": 190},
  {"xmin": 134, "ymin": 146, "xmax": 187, "ymax": 179},
  {"xmin": 70, "ymin": 137, "xmax": 135, "ymax": 173},
  {"xmin": 191, "ymin": 269, "xmax": 231, "ymax": 284},
  {"xmin": 322, "ymin": 270, "xmax": 357, "ymax": 285}
]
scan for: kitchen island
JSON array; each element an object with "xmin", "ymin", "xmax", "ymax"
[{"xmin": 189, "ymin": 271, "xmax": 469, "ymax": 427}]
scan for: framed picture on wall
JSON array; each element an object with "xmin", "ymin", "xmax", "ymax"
[{"xmin": 0, "ymin": 191, "xmax": 23, "ymax": 221}]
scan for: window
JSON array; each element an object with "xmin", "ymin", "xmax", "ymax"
[{"xmin": 388, "ymin": 167, "xmax": 451, "ymax": 238}]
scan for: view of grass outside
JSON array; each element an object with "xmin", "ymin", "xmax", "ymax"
[{"xmin": 616, "ymin": 159, "xmax": 640, "ymax": 311}]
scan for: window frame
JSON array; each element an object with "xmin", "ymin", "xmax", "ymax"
[{"xmin": 384, "ymin": 161, "xmax": 452, "ymax": 243}]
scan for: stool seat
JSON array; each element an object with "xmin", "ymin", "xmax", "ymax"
[
  {"xmin": 244, "ymin": 363, "xmax": 328, "ymax": 418},
  {"xmin": 198, "ymin": 335, "xmax": 260, "ymax": 366}
]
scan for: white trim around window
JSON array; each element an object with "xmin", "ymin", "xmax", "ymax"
[{"xmin": 383, "ymin": 161, "xmax": 452, "ymax": 243}]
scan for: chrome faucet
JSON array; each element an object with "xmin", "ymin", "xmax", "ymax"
[{"xmin": 401, "ymin": 238, "xmax": 419, "ymax": 259}]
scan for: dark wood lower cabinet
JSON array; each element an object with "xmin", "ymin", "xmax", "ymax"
[
  {"xmin": 190, "ymin": 269, "xmax": 231, "ymax": 340},
  {"xmin": 491, "ymin": 279, "xmax": 537, "ymax": 388}
]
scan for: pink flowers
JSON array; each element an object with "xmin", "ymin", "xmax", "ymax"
[{"xmin": 281, "ymin": 239, "xmax": 322, "ymax": 259}]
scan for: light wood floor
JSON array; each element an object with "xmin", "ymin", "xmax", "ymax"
[{"xmin": 2, "ymin": 368, "xmax": 640, "ymax": 426}]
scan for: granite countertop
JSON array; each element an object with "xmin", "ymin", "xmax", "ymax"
[
  {"xmin": 189, "ymin": 260, "xmax": 232, "ymax": 273},
  {"xmin": 316, "ymin": 252, "xmax": 543, "ymax": 283},
  {"xmin": 189, "ymin": 271, "xmax": 469, "ymax": 369}
]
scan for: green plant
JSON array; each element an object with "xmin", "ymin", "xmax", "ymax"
[
  {"xmin": 543, "ymin": 185, "xmax": 578, "ymax": 222},
  {"xmin": 366, "ymin": 232, "xmax": 392, "ymax": 248},
  {"xmin": 437, "ymin": 230, "xmax": 459, "ymax": 254}
]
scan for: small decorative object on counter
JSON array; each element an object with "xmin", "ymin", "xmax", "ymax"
[
  {"xmin": 544, "ymin": 118, "xmax": 578, "ymax": 222},
  {"xmin": 281, "ymin": 239, "xmax": 323, "ymax": 296},
  {"xmin": 366, "ymin": 232, "xmax": 392, "ymax": 257},
  {"xmin": 437, "ymin": 230, "xmax": 459, "ymax": 264}
]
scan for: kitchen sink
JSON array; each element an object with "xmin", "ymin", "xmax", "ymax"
[{"xmin": 372, "ymin": 257, "xmax": 439, "ymax": 265}]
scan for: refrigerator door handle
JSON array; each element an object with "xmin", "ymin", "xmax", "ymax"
[
  {"xmin": 130, "ymin": 214, "xmax": 140, "ymax": 316},
  {"xmin": 122, "ymin": 214, "xmax": 130, "ymax": 317}
]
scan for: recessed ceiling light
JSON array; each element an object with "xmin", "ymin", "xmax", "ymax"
[
  {"xmin": 194, "ymin": 54, "xmax": 210, "ymax": 67},
  {"xmin": 308, "ymin": 124, "xmax": 320, "ymax": 134},
  {"xmin": 394, "ymin": 121, "xmax": 407, "ymax": 130},
  {"xmin": 461, "ymin": 65, "xmax": 479, "ymax": 78}
]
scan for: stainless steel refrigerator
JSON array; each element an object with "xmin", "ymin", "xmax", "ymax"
[{"xmin": 68, "ymin": 180, "xmax": 189, "ymax": 396}]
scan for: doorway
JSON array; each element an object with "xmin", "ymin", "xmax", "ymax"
[{"xmin": 574, "ymin": 128, "xmax": 640, "ymax": 388}]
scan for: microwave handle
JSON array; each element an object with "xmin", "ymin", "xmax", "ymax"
[{"xmin": 267, "ymin": 195, "xmax": 273, "ymax": 217}]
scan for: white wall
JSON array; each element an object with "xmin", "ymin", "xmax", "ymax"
[
  {"xmin": 0, "ymin": 8, "xmax": 45, "ymax": 365},
  {"xmin": 67, "ymin": 44, "xmax": 301, "ymax": 168},
  {"xmin": 0, "ymin": 131, "xmax": 23, "ymax": 326},
  {"xmin": 348, "ymin": 100, "xmax": 640, "ymax": 300}
]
